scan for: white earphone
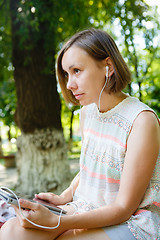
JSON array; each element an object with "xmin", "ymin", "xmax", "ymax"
[{"xmin": 106, "ymin": 66, "xmax": 109, "ymax": 79}]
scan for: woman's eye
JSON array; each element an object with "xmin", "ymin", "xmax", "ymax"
[{"xmin": 74, "ymin": 68, "xmax": 80, "ymax": 74}]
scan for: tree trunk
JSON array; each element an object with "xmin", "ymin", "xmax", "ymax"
[
  {"xmin": 9, "ymin": 0, "xmax": 71, "ymax": 195},
  {"xmin": 68, "ymin": 110, "xmax": 74, "ymax": 150},
  {"xmin": 69, "ymin": 110, "xmax": 74, "ymax": 142},
  {"xmin": 138, "ymin": 81, "xmax": 142, "ymax": 101},
  {"xmin": 16, "ymin": 128, "xmax": 70, "ymax": 196},
  {"xmin": 7, "ymin": 126, "xmax": 11, "ymax": 141}
]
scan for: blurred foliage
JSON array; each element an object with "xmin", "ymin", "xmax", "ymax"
[
  {"xmin": 90, "ymin": 0, "xmax": 160, "ymax": 116},
  {"xmin": 0, "ymin": 0, "xmax": 92, "ymax": 131},
  {"xmin": 0, "ymin": 0, "xmax": 160, "ymax": 140},
  {"xmin": 0, "ymin": 0, "xmax": 16, "ymax": 126}
]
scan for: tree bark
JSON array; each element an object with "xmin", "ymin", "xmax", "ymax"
[{"xmin": 9, "ymin": 0, "xmax": 71, "ymax": 195}]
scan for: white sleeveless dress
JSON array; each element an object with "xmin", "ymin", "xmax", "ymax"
[{"xmin": 73, "ymin": 96, "xmax": 160, "ymax": 240}]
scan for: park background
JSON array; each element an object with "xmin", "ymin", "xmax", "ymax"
[{"xmin": 0, "ymin": 0, "xmax": 160, "ymax": 196}]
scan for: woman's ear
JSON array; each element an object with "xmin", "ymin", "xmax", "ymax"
[{"xmin": 105, "ymin": 57, "xmax": 114, "ymax": 78}]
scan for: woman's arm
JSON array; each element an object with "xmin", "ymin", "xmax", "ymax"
[
  {"xmin": 13, "ymin": 111, "xmax": 159, "ymax": 232},
  {"xmin": 59, "ymin": 174, "xmax": 80, "ymax": 203},
  {"xmin": 35, "ymin": 168, "xmax": 80, "ymax": 206},
  {"xmin": 59, "ymin": 111, "xmax": 160, "ymax": 230}
]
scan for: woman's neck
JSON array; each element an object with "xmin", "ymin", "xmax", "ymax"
[{"xmin": 97, "ymin": 91, "xmax": 128, "ymax": 113}]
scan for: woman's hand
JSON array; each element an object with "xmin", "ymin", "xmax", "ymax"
[
  {"xmin": 14, "ymin": 199, "xmax": 59, "ymax": 230},
  {"xmin": 34, "ymin": 192, "xmax": 65, "ymax": 206}
]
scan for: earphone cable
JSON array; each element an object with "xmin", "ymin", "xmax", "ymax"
[
  {"xmin": 98, "ymin": 68, "xmax": 108, "ymax": 112},
  {"xmin": 0, "ymin": 186, "xmax": 72, "ymax": 230}
]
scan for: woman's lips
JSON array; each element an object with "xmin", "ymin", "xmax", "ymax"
[{"xmin": 74, "ymin": 93, "xmax": 84, "ymax": 100}]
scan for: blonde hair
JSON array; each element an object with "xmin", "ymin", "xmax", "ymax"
[{"xmin": 56, "ymin": 28, "xmax": 131, "ymax": 105}]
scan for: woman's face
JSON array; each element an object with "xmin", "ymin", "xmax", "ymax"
[{"xmin": 61, "ymin": 46, "xmax": 106, "ymax": 106}]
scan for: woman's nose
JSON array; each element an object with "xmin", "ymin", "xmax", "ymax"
[{"xmin": 66, "ymin": 76, "xmax": 77, "ymax": 90}]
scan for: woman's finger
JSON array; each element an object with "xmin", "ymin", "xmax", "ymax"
[
  {"xmin": 19, "ymin": 199, "xmax": 39, "ymax": 211},
  {"xmin": 34, "ymin": 192, "xmax": 54, "ymax": 202}
]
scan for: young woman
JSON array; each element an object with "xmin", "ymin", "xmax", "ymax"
[{"xmin": 0, "ymin": 28, "xmax": 160, "ymax": 240}]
